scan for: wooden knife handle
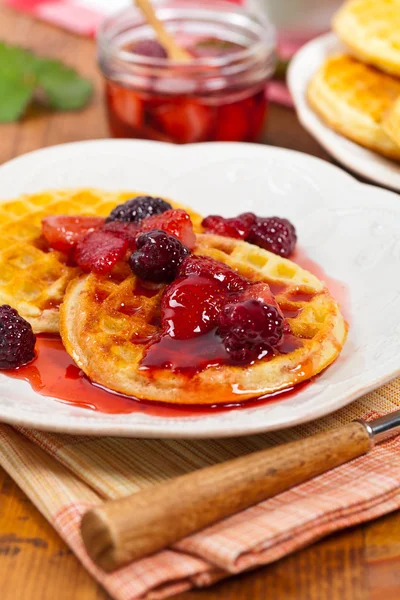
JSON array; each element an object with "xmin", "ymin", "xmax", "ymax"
[{"xmin": 81, "ymin": 421, "xmax": 371, "ymax": 571}]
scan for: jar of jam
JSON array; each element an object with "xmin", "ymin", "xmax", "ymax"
[{"xmin": 97, "ymin": 0, "xmax": 276, "ymax": 144}]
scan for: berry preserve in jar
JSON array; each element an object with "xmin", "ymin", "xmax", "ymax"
[{"xmin": 97, "ymin": 0, "xmax": 276, "ymax": 144}]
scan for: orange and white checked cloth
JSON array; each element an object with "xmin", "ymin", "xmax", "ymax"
[{"xmin": 2, "ymin": 380, "xmax": 400, "ymax": 599}]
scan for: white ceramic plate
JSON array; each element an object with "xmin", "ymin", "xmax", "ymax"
[
  {"xmin": 288, "ymin": 32, "xmax": 400, "ymax": 191},
  {"xmin": 1, "ymin": 139, "xmax": 400, "ymax": 438}
]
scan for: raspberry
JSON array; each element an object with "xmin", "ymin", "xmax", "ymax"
[
  {"xmin": 102, "ymin": 221, "xmax": 140, "ymax": 248},
  {"xmin": 0, "ymin": 305, "xmax": 36, "ymax": 369},
  {"xmin": 248, "ymin": 217, "xmax": 297, "ymax": 257},
  {"xmin": 179, "ymin": 255, "xmax": 248, "ymax": 293},
  {"xmin": 202, "ymin": 212, "xmax": 256, "ymax": 239},
  {"xmin": 42, "ymin": 216, "xmax": 104, "ymax": 252},
  {"xmin": 75, "ymin": 230, "xmax": 128, "ymax": 275},
  {"xmin": 132, "ymin": 40, "xmax": 167, "ymax": 59},
  {"xmin": 218, "ymin": 299, "xmax": 284, "ymax": 364},
  {"xmin": 161, "ymin": 275, "xmax": 224, "ymax": 339},
  {"xmin": 141, "ymin": 209, "xmax": 196, "ymax": 250},
  {"xmin": 106, "ymin": 196, "xmax": 172, "ymax": 223},
  {"xmin": 129, "ymin": 230, "xmax": 190, "ymax": 283}
]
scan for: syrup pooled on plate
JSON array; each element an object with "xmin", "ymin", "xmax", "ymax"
[{"xmin": 4, "ymin": 335, "xmax": 310, "ymax": 416}]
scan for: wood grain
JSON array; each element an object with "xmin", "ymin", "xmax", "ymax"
[
  {"xmin": 82, "ymin": 422, "xmax": 371, "ymax": 570},
  {"xmin": 0, "ymin": 5, "xmax": 400, "ymax": 599}
]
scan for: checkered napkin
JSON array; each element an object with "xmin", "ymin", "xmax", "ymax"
[{"xmin": 1, "ymin": 380, "xmax": 400, "ymax": 600}]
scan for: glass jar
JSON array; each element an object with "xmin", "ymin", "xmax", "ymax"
[{"xmin": 97, "ymin": 0, "xmax": 276, "ymax": 144}]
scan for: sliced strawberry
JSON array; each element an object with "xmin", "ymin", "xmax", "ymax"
[
  {"xmin": 75, "ymin": 230, "xmax": 128, "ymax": 275},
  {"xmin": 141, "ymin": 209, "xmax": 196, "ymax": 250},
  {"xmin": 215, "ymin": 99, "xmax": 252, "ymax": 142},
  {"xmin": 42, "ymin": 216, "xmax": 104, "ymax": 252},
  {"xmin": 179, "ymin": 255, "xmax": 248, "ymax": 293},
  {"xmin": 106, "ymin": 81, "xmax": 144, "ymax": 130},
  {"xmin": 152, "ymin": 101, "xmax": 214, "ymax": 144},
  {"xmin": 102, "ymin": 221, "xmax": 140, "ymax": 248},
  {"xmin": 161, "ymin": 275, "xmax": 225, "ymax": 339}
]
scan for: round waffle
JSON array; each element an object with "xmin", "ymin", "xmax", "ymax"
[
  {"xmin": 307, "ymin": 54, "xmax": 400, "ymax": 160},
  {"xmin": 60, "ymin": 234, "xmax": 348, "ymax": 405},
  {"xmin": 333, "ymin": 0, "xmax": 400, "ymax": 76},
  {"xmin": 0, "ymin": 188, "xmax": 202, "ymax": 333}
]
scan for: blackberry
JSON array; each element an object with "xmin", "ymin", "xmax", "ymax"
[
  {"xmin": 247, "ymin": 217, "xmax": 297, "ymax": 257},
  {"xmin": 129, "ymin": 229, "xmax": 190, "ymax": 282},
  {"xmin": 218, "ymin": 299, "xmax": 283, "ymax": 364},
  {"xmin": 0, "ymin": 305, "xmax": 36, "ymax": 369},
  {"xmin": 106, "ymin": 196, "xmax": 172, "ymax": 224}
]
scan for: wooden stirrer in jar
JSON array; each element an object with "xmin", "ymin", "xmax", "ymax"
[{"xmin": 135, "ymin": 0, "xmax": 192, "ymax": 61}]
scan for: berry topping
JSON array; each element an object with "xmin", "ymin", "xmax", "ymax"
[
  {"xmin": 75, "ymin": 231, "xmax": 128, "ymax": 275},
  {"xmin": 102, "ymin": 221, "xmax": 140, "ymax": 248},
  {"xmin": 106, "ymin": 196, "xmax": 172, "ymax": 224},
  {"xmin": 141, "ymin": 208, "xmax": 196, "ymax": 250},
  {"xmin": 161, "ymin": 275, "xmax": 224, "ymax": 339},
  {"xmin": 248, "ymin": 217, "xmax": 297, "ymax": 257},
  {"xmin": 240, "ymin": 282, "xmax": 283, "ymax": 317},
  {"xmin": 129, "ymin": 229, "xmax": 189, "ymax": 283},
  {"xmin": 218, "ymin": 299, "xmax": 284, "ymax": 364},
  {"xmin": 202, "ymin": 212, "xmax": 256, "ymax": 239},
  {"xmin": 179, "ymin": 255, "xmax": 248, "ymax": 293},
  {"xmin": 0, "ymin": 305, "xmax": 36, "ymax": 369},
  {"xmin": 42, "ymin": 216, "xmax": 104, "ymax": 252},
  {"xmin": 132, "ymin": 40, "xmax": 168, "ymax": 59}
]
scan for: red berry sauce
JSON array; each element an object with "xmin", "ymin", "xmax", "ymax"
[
  {"xmin": 4, "ymin": 334, "xmax": 310, "ymax": 415},
  {"xmin": 2, "ymin": 249, "xmax": 349, "ymax": 415}
]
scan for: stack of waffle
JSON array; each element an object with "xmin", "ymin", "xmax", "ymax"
[{"xmin": 308, "ymin": 0, "xmax": 400, "ymax": 160}]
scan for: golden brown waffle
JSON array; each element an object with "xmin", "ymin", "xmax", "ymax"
[
  {"xmin": 60, "ymin": 234, "xmax": 347, "ymax": 405},
  {"xmin": 333, "ymin": 0, "xmax": 400, "ymax": 76},
  {"xmin": 307, "ymin": 54, "xmax": 400, "ymax": 160},
  {"xmin": 0, "ymin": 188, "xmax": 202, "ymax": 333}
]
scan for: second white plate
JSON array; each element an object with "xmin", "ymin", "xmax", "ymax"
[{"xmin": 288, "ymin": 32, "xmax": 400, "ymax": 191}]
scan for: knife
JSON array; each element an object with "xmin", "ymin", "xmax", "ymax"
[{"xmin": 81, "ymin": 412, "xmax": 400, "ymax": 571}]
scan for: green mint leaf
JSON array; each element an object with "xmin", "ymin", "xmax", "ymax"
[
  {"xmin": 35, "ymin": 59, "xmax": 93, "ymax": 110},
  {"xmin": 0, "ymin": 74, "xmax": 35, "ymax": 122},
  {"xmin": 0, "ymin": 42, "xmax": 93, "ymax": 122}
]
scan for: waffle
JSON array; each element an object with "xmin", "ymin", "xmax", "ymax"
[
  {"xmin": 307, "ymin": 54, "xmax": 400, "ymax": 160},
  {"xmin": 333, "ymin": 0, "xmax": 400, "ymax": 77},
  {"xmin": 0, "ymin": 188, "xmax": 202, "ymax": 333},
  {"xmin": 60, "ymin": 234, "xmax": 348, "ymax": 405},
  {"xmin": 382, "ymin": 95, "xmax": 400, "ymax": 147}
]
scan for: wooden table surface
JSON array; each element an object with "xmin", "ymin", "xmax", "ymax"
[{"xmin": 1, "ymin": 6, "xmax": 400, "ymax": 600}]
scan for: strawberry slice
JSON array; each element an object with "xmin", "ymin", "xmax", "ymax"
[
  {"xmin": 102, "ymin": 221, "xmax": 140, "ymax": 248},
  {"xmin": 215, "ymin": 100, "xmax": 251, "ymax": 142},
  {"xmin": 152, "ymin": 101, "xmax": 213, "ymax": 144},
  {"xmin": 75, "ymin": 231, "xmax": 128, "ymax": 275},
  {"xmin": 179, "ymin": 255, "xmax": 248, "ymax": 293},
  {"xmin": 141, "ymin": 209, "xmax": 196, "ymax": 250},
  {"xmin": 106, "ymin": 81, "xmax": 144, "ymax": 130},
  {"xmin": 42, "ymin": 216, "xmax": 104, "ymax": 252},
  {"xmin": 161, "ymin": 275, "xmax": 225, "ymax": 339}
]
